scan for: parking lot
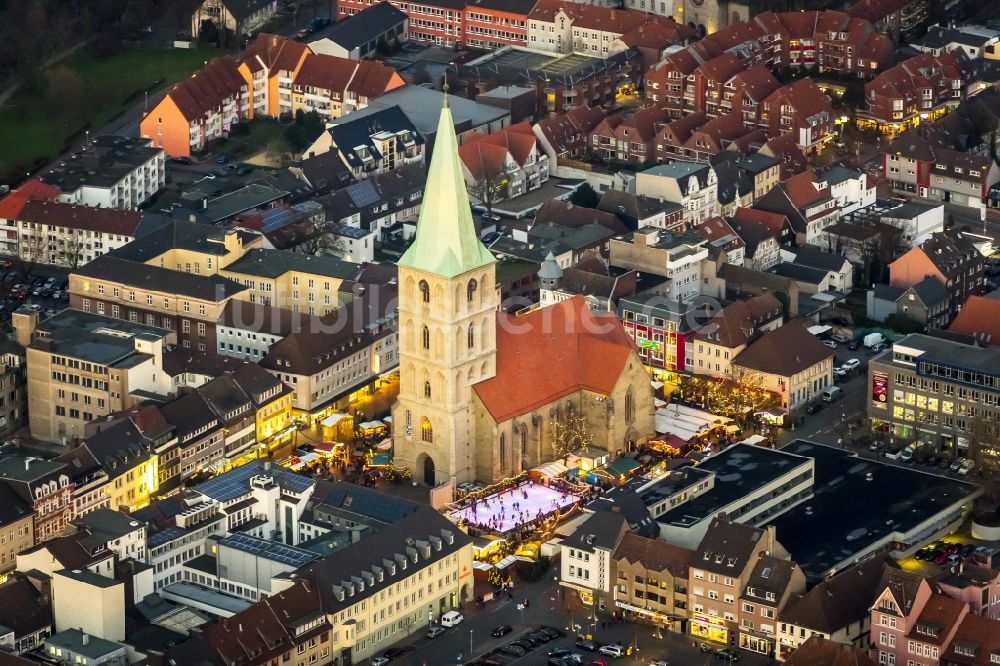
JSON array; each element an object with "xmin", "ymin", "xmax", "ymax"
[
  {"xmin": 896, "ymin": 533, "xmax": 999, "ymax": 578},
  {"xmin": 0, "ymin": 267, "xmax": 71, "ymax": 333}
]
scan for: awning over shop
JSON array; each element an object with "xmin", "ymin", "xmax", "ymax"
[
  {"xmin": 496, "ymin": 555, "xmax": 518, "ymax": 569},
  {"xmin": 322, "ymin": 413, "xmax": 350, "ymax": 427},
  {"xmin": 654, "ymin": 403, "xmax": 734, "ymax": 440},
  {"xmin": 359, "ymin": 420, "xmax": 386, "ymax": 430},
  {"xmin": 370, "ymin": 453, "xmax": 393, "ymax": 466},
  {"xmin": 314, "ymin": 441, "xmax": 343, "ymax": 454},
  {"xmin": 600, "ymin": 457, "xmax": 641, "ymax": 478},
  {"xmin": 472, "ymin": 561, "xmax": 494, "ymax": 571},
  {"xmin": 534, "ymin": 461, "xmax": 570, "ymax": 478},
  {"xmin": 375, "ymin": 438, "xmax": 392, "ymax": 451}
]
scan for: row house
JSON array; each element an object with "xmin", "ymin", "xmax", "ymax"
[
  {"xmin": 869, "ymin": 568, "xmax": 967, "ymax": 666},
  {"xmin": 636, "ymin": 161, "xmax": 720, "ymax": 228},
  {"xmin": 290, "ymin": 55, "xmax": 405, "ymax": 121},
  {"xmin": 459, "ymin": 123, "xmax": 549, "ymax": 201},
  {"xmin": 691, "ymin": 292, "xmax": 784, "ymax": 379},
  {"xmin": 692, "ymin": 215, "xmax": 747, "ymax": 265},
  {"xmin": 527, "ymin": 0, "xmax": 687, "ymax": 58},
  {"xmin": 687, "ymin": 517, "xmax": 795, "ymax": 650},
  {"xmin": 686, "ymin": 114, "xmax": 759, "ymax": 164},
  {"xmin": 776, "ymin": 557, "xmax": 888, "ymax": 661},
  {"xmin": 462, "ymin": 0, "xmax": 537, "ymax": 50},
  {"xmin": 937, "ymin": 555, "xmax": 1000, "ymax": 621},
  {"xmin": 618, "ymin": 292, "xmax": 697, "ymax": 373},
  {"xmin": 139, "ymin": 56, "xmax": 249, "ymax": 158},
  {"xmin": 847, "ymin": 0, "xmax": 929, "ymax": 41},
  {"xmin": 883, "ymin": 136, "xmax": 998, "ymax": 212},
  {"xmin": 0, "ymin": 456, "xmax": 73, "ymax": 544},
  {"xmin": 589, "ymin": 107, "xmax": 669, "ymax": 165},
  {"xmin": 533, "ymin": 105, "xmax": 608, "ymax": 162},
  {"xmin": 15, "ymin": 200, "xmax": 144, "ymax": 269},
  {"xmin": 760, "ymin": 78, "xmax": 835, "ymax": 155},
  {"xmin": 644, "ymin": 10, "xmax": 894, "ymax": 122},
  {"xmin": 721, "ymin": 65, "xmax": 781, "ymax": 128},
  {"xmin": 0, "ymin": 484, "xmax": 32, "ymax": 573},
  {"xmin": 653, "ymin": 112, "xmax": 708, "ymax": 162},
  {"xmin": 754, "ymin": 168, "xmax": 842, "ymax": 245},
  {"xmin": 728, "ymin": 208, "xmax": 790, "ymax": 271},
  {"xmin": 693, "ymin": 52, "xmax": 749, "ymax": 117},
  {"xmin": 862, "ymin": 52, "xmax": 965, "ymax": 135},
  {"xmin": 611, "ymin": 532, "xmax": 693, "ymax": 628}
]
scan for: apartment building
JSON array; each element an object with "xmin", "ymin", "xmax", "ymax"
[
  {"xmin": 693, "ymin": 215, "xmax": 746, "ymax": 265},
  {"xmin": 305, "ymin": 105, "xmax": 425, "ymax": 179},
  {"xmin": 15, "ymin": 200, "xmax": 145, "ymax": 268},
  {"xmin": 609, "ymin": 228, "xmax": 709, "ymax": 301},
  {"xmin": 862, "ymin": 51, "xmax": 965, "ymax": 134},
  {"xmin": 589, "ymin": 107, "xmax": 669, "ymax": 165},
  {"xmin": 237, "ymin": 33, "xmax": 312, "ymax": 119},
  {"xmin": 636, "ymin": 162, "xmax": 719, "ymax": 227},
  {"xmin": 139, "ymin": 57, "xmax": 249, "ymax": 158},
  {"xmin": 728, "ymin": 209, "xmax": 789, "ymax": 271},
  {"xmin": 692, "ymin": 293, "xmax": 784, "ymax": 379},
  {"xmin": 936, "ymin": 555, "xmax": 1000, "ymax": 621},
  {"xmin": 889, "ymin": 231, "xmax": 985, "ymax": 320},
  {"xmin": 819, "ymin": 165, "xmax": 876, "ymax": 216},
  {"xmin": 754, "ymin": 169, "xmax": 842, "ymax": 245},
  {"xmin": 687, "ymin": 517, "xmax": 791, "ymax": 648},
  {"xmin": 320, "ymin": 164, "xmax": 424, "ymax": 241},
  {"xmin": 459, "ymin": 123, "xmax": 550, "ymax": 200},
  {"xmin": 0, "ymin": 339, "xmax": 26, "ymax": 438},
  {"xmin": 0, "ymin": 455, "xmax": 72, "ymax": 543},
  {"xmin": 611, "ymin": 532, "xmax": 693, "ymax": 630},
  {"xmin": 560, "ymin": 511, "xmax": 629, "ymax": 609},
  {"xmin": 338, "ymin": 0, "xmax": 466, "ymax": 46},
  {"xmin": 731, "ymin": 320, "xmax": 835, "ymax": 411},
  {"xmin": 290, "ymin": 55, "xmax": 405, "ymax": 120},
  {"xmin": 618, "ymin": 293, "xmax": 697, "ymax": 374},
  {"xmin": 848, "ymin": 0, "xmax": 929, "ymax": 41},
  {"xmin": 644, "ymin": 11, "xmax": 893, "ymax": 120},
  {"xmin": 737, "ymin": 555, "xmax": 806, "ymax": 657},
  {"xmin": 0, "ymin": 574, "xmax": 54, "ymax": 654},
  {"xmin": 0, "ymin": 483, "xmax": 33, "ymax": 573},
  {"xmin": 760, "ymin": 78, "xmax": 835, "ymax": 154},
  {"xmin": 38, "ymin": 136, "xmax": 165, "ymax": 210},
  {"xmin": 882, "ymin": 139, "xmax": 998, "ymax": 212},
  {"xmin": 259, "ymin": 285, "xmax": 398, "ymax": 423},
  {"xmin": 462, "ymin": 0, "xmax": 537, "ymax": 50},
  {"xmin": 14, "ymin": 308, "xmax": 175, "ymax": 443}
]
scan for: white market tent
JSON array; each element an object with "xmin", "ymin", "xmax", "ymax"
[
  {"xmin": 321, "ymin": 413, "xmax": 350, "ymax": 427},
  {"xmin": 654, "ymin": 403, "xmax": 733, "ymax": 441},
  {"xmin": 534, "ymin": 460, "xmax": 570, "ymax": 478}
]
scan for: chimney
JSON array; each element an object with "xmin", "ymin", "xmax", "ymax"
[
  {"xmin": 12, "ymin": 309, "xmax": 39, "ymax": 347},
  {"xmin": 81, "ymin": 633, "xmax": 90, "ymax": 646}
]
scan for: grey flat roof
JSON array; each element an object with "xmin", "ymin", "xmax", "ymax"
[
  {"xmin": 32, "ymin": 309, "xmax": 169, "ymax": 365},
  {"xmin": 46, "ymin": 629, "xmax": 123, "ymax": 659},
  {"xmin": 882, "ymin": 333, "xmax": 1000, "ymax": 375},
  {"xmin": 346, "ymin": 85, "xmax": 509, "ymax": 138},
  {"xmin": 770, "ymin": 441, "xmax": 981, "ymax": 583},
  {"xmin": 203, "ymin": 184, "xmax": 289, "ymax": 223},
  {"xmin": 55, "ymin": 568, "xmax": 121, "ymax": 588},
  {"xmin": 657, "ymin": 444, "xmax": 812, "ymax": 528}
]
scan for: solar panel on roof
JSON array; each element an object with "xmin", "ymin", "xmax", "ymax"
[
  {"xmin": 261, "ymin": 208, "xmax": 299, "ymax": 234},
  {"xmin": 346, "ymin": 180, "xmax": 380, "ymax": 208}
]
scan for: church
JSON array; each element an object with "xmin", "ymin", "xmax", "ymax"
[{"xmin": 391, "ymin": 97, "xmax": 655, "ymax": 486}]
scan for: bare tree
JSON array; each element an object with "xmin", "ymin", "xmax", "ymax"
[
  {"xmin": 549, "ymin": 413, "xmax": 593, "ymax": 464},
  {"xmin": 466, "ymin": 147, "xmax": 509, "ymax": 224},
  {"xmin": 61, "ymin": 230, "xmax": 88, "ymax": 270},
  {"xmin": 293, "ymin": 222, "xmax": 345, "ymax": 257},
  {"xmin": 14, "ymin": 231, "xmax": 48, "ymax": 277},
  {"xmin": 705, "ymin": 369, "xmax": 777, "ymax": 419}
]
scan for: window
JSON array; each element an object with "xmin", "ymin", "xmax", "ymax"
[
  {"xmin": 419, "ymin": 280, "xmax": 430, "ymax": 303},
  {"xmin": 467, "ymin": 279, "xmax": 478, "ymax": 302},
  {"xmin": 625, "ymin": 387, "xmax": 634, "ymax": 423},
  {"xmin": 424, "ymin": 381, "xmax": 432, "ymax": 399},
  {"xmin": 467, "ymin": 323, "xmax": 475, "ymax": 349},
  {"xmin": 421, "ymin": 418, "xmax": 433, "ymax": 443},
  {"xmin": 422, "ymin": 326, "xmax": 430, "ymax": 350},
  {"xmin": 499, "ymin": 432, "xmax": 506, "ymax": 469}
]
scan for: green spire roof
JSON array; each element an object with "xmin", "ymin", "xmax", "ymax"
[{"xmin": 397, "ymin": 97, "xmax": 495, "ymax": 278}]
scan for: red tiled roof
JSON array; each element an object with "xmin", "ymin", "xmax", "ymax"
[
  {"xmin": 783, "ymin": 168, "xmax": 829, "ymax": 208},
  {"xmin": 163, "ymin": 56, "xmax": 246, "ymax": 122},
  {"xmin": 16, "ymin": 178, "xmax": 60, "ymax": 201},
  {"xmin": 459, "ymin": 140, "xmax": 509, "ymax": 180},
  {"xmin": 619, "ymin": 15, "xmax": 693, "ymax": 49},
  {"xmin": 0, "ymin": 194, "xmax": 27, "ymax": 221},
  {"xmin": 729, "ymin": 64, "xmax": 781, "ymax": 103},
  {"xmin": 473, "ymin": 296, "xmax": 638, "ymax": 422},
  {"xmin": 657, "ymin": 112, "xmax": 708, "ymax": 144},
  {"xmin": 731, "ymin": 207, "xmax": 789, "ymax": 234},
  {"xmin": 905, "ymin": 593, "xmax": 968, "ymax": 646},
  {"xmin": 620, "ymin": 106, "xmax": 670, "ymax": 142},
  {"xmin": 529, "ymin": 0, "xmax": 650, "ymax": 34},
  {"xmin": 293, "ymin": 53, "xmax": 358, "ymax": 92},
  {"xmin": 764, "ymin": 78, "xmax": 833, "ymax": 123},
  {"xmin": 17, "ymin": 200, "xmax": 143, "ymax": 236},
  {"xmin": 847, "ymin": 0, "xmax": 918, "ymax": 22},
  {"xmin": 941, "ymin": 613, "xmax": 1000, "ymax": 665},
  {"xmin": 459, "ymin": 123, "xmax": 538, "ymax": 175},
  {"xmin": 947, "ymin": 295, "xmax": 1000, "ymax": 345},
  {"xmin": 242, "ymin": 33, "xmax": 311, "ymax": 74},
  {"xmin": 696, "ymin": 52, "xmax": 746, "ymax": 84},
  {"xmin": 760, "ymin": 134, "xmax": 809, "ymax": 178},
  {"xmin": 349, "ymin": 58, "xmax": 405, "ymax": 98},
  {"xmin": 535, "ymin": 106, "xmax": 607, "ymax": 153},
  {"xmin": 691, "ymin": 113, "xmax": 751, "ymax": 145}
]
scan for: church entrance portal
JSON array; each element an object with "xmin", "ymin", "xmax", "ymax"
[{"xmin": 422, "ymin": 454, "xmax": 436, "ymax": 486}]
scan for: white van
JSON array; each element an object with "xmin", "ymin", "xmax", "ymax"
[
  {"xmin": 900, "ymin": 446, "xmax": 915, "ymax": 462},
  {"xmin": 822, "ymin": 387, "xmax": 843, "ymax": 402},
  {"xmin": 440, "ymin": 611, "xmax": 464, "ymax": 627}
]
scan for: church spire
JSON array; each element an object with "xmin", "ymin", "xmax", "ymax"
[{"xmin": 397, "ymin": 94, "xmax": 494, "ymax": 279}]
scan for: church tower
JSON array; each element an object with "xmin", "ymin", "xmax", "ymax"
[{"xmin": 392, "ymin": 96, "xmax": 498, "ymax": 486}]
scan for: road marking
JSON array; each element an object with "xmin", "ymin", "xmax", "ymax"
[{"xmin": 492, "ymin": 600, "xmax": 513, "ymax": 612}]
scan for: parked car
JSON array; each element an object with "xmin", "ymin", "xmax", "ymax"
[
  {"xmin": 511, "ymin": 639, "xmax": 535, "ymax": 651},
  {"xmin": 822, "ymin": 339, "xmax": 837, "ymax": 349},
  {"xmin": 539, "ymin": 627, "xmax": 563, "ymax": 639},
  {"xmin": 805, "ymin": 402, "xmax": 824, "ymax": 414},
  {"xmin": 426, "ymin": 626, "xmax": 446, "ymax": 639},
  {"xmin": 959, "ymin": 460, "xmax": 974, "ymax": 475},
  {"xmin": 714, "ymin": 648, "xmax": 741, "ymax": 661},
  {"xmin": 549, "ymin": 648, "xmax": 572, "ymax": 658},
  {"xmin": 831, "ymin": 333, "xmax": 851, "ymax": 344},
  {"xmin": 598, "ymin": 645, "xmax": 625, "ymax": 658},
  {"xmin": 491, "ymin": 625, "xmax": 512, "ymax": 638},
  {"xmin": 575, "ymin": 639, "xmax": 598, "ymax": 652},
  {"xmin": 842, "ymin": 358, "xmax": 861, "ymax": 371},
  {"xmin": 500, "ymin": 645, "xmax": 526, "ymax": 658},
  {"xmin": 215, "ymin": 155, "xmax": 230, "ymax": 164},
  {"xmin": 848, "ymin": 339, "xmax": 860, "ymax": 350},
  {"xmin": 171, "ymin": 156, "xmax": 192, "ymax": 164}
]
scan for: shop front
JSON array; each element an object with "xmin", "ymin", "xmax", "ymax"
[
  {"xmin": 739, "ymin": 629, "xmax": 774, "ymax": 657},
  {"xmin": 615, "ymin": 601, "xmax": 686, "ymax": 633},
  {"xmin": 689, "ymin": 613, "xmax": 729, "ymax": 644}
]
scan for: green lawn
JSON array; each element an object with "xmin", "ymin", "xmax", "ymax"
[{"xmin": 0, "ymin": 47, "xmax": 223, "ymax": 179}]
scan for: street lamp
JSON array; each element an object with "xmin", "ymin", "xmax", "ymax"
[{"xmin": 469, "ymin": 629, "xmax": 473, "ymax": 657}]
